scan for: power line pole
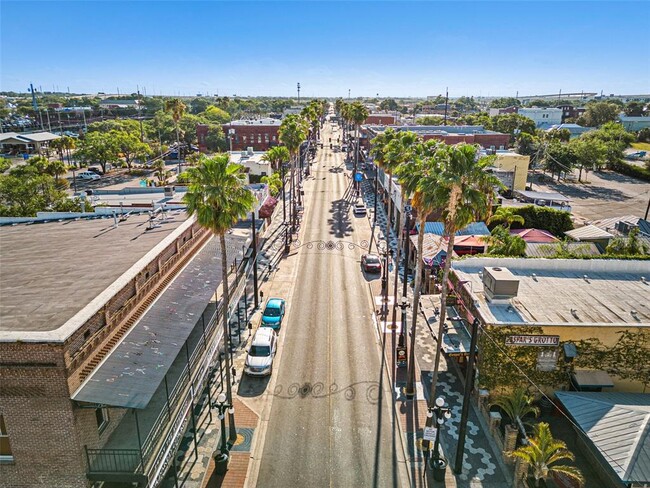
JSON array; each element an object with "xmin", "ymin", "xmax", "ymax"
[
  {"xmin": 443, "ymin": 87, "xmax": 449, "ymax": 126},
  {"xmin": 297, "ymin": 82, "xmax": 301, "ymax": 104}
]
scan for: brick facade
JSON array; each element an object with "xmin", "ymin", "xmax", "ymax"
[
  {"xmin": 0, "ymin": 221, "xmax": 209, "ymax": 488},
  {"xmin": 420, "ymin": 132, "xmax": 510, "ymax": 149},
  {"xmin": 220, "ymin": 123, "xmax": 280, "ymax": 152},
  {"xmin": 365, "ymin": 114, "xmax": 397, "ymax": 125}
]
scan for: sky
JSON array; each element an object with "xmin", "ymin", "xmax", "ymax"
[{"xmin": 1, "ymin": 1, "xmax": 649, "ymax": 98}]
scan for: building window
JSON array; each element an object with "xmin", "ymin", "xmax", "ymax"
[
  {"xmin": 258, "ymin": 135, "xmax": 262, "ymax": 143},
  {"xmin": 95, "ymin": 408, "xmax": 109, "ymax": 433},
  {"xmin": 243, "ymin": 136, "xmax": 247, "ymax": 143},
  {"xmin": 272, "ymin": 135, "xmax": 277, "ymax": 142},
  {"xmin": 264, "ymin": 133, "xmax": 269, "ymax": 143},
  {"xmin": 0, "ymin": 414, "xmax": 13, "ymax": 461}
]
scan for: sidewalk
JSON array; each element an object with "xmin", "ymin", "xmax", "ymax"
[{"xmin": 360, "ymin": 174, "xmax": 512, "ymax": 488}]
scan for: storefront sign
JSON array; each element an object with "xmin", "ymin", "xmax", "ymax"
[
  {"xmin": 423, "ymin": 427, "xmax": 438, "ymax": 442},
  {"xmin": 505, "ymin": 335, "xmax": 560, "ymax": 347},
  {"xmin": 537, "ymin": 349, "xmax": 559, "ymax": 371}
]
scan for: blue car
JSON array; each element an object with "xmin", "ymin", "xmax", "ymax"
[{"xmin": 261, "ymin": 298, "xmax": 286, "ymax": 330}]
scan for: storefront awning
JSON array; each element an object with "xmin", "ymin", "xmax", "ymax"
[
  {"xmin": 258, "ymin": 196, "xmax": 278, "ymax": 219},
  {"xmin": 572, "ymin": 369, "xmax": 614, "ymax": 389}
]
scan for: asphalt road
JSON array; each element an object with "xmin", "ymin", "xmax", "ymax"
[{"xmin": 256, "ymin": 121, "xmax": 406, "ymax": 487}]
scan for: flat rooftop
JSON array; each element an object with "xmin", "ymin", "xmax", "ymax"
[
  {"xmin": 0, "ymin": 211, "xmax": 188, "ymax": 336},
  {"xmin": 453, "ymin": 258, "xmax": 650, "ymax": 326},
  {"xmin": 366, "ymin": 125, "xmax": 506, "ymax": 136}
]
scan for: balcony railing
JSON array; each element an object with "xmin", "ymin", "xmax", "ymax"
[
  {"xmin": 85, "ymin": 447, "xmax": 142, "ymax": 474},
  {"xmin": 85, "ymin": 266, "xmax": 246, "ymax": 487}
]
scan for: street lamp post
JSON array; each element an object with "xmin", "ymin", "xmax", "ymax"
[
  {"xmin": 281, "ymin": 162, "xmax": 290, "ymax": 253},
  {"xmin": 397, "ymin": 297, "xmax": 409, "ymax": 368},
  {"xmin": 251, "ymin": 211, "xmax": 259, "ymax": 308},
  {"xmin": 427, "ymin": 396, "xmax": 452, "ymax": 481},
  {"xmin": 402, "ymin": 211, "xmax": 411, "ymax": 298},
  {"xmin": 379, "ymin": 244, "xmax": 393, "ymax": 317},
  {"xmin": 212, "ymin": 392, "xmax": 235, "ymax": 475}
]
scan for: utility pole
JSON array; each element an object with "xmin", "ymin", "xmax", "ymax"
[
  {"xmin": 443, "ymin": 87, "xmax": 449, "ymax": 126},
  {"xmin": 137, "ymin": 85, "xmax": 144, "ymax": 142},
  {"xmin": 297, "ymin": 82, "xmax": 301, "ymax": 104},
  {"xmin": 348, "ymin": 89, "xmax": 351, "ymax": 100},
  {"xmin": 644, "ymin": 197, "xmax": 650, "ymax": 220}
]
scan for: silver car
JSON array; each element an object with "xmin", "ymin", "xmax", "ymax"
[{"xmin": 244, "ymin": 327, "xmax": 278, "ymax": 376}]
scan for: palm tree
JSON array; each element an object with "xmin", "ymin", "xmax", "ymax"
[
  {"xmin": 488, "ymin": 207, "xmax": 525, "ymax": 228},
  {"xmin": 395, "ymin": 139, "xmax": 441, "ymax": 396},
  {"xmin": 164, "ymin": 98, "xmax": 186, "ymax": 162},
  {"xmin": 491, "ymin": 388, "xmax": 540, "ymax": 430},
  {"xmin": 152, "ymin": 159, "xmax": 169, "ymax": 184},
  {"xmin": 279, "ymin": 114, "xmax": 309, "ymax": 232},
  {"xmin": 262, "ymin": 146, "xmax": 290, "ymax": 172},
  {"xmin": 348, "ymin": 101, "xmax": 369, "ymax": 178},
  {"xmin": 512, "ymin": 422, "xmax": 584, "ymax": 487},
  {"xmin": 429, "ymin": 143, "xmax": 502, "ymax": 394},
  {"xmin": 184, "ymin": 154, "xmax": 255, "ymax": 444}
]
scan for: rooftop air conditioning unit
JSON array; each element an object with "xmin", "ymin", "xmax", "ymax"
[{"xmin": 482, "ymin": 267, "xmax": 519, "ymax": 301}]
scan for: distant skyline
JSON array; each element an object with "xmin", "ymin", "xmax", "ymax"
[{"xmin": 1, "ymin": 1, "xmax": 649, "ymax": 98}]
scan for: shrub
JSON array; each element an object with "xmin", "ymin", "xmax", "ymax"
[
  {"xmin": 509, "ymin": 205, "xmax": 574, "ymax": 236},
  {"xmin": 608, "ymin": 160, "xmax": 650, "ymax": 182}
]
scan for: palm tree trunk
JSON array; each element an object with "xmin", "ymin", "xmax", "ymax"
[
  {"xmin": 391, "ymin": 206, "xmax": 403, "ymax": 329},
  {"xmin": 406, "ymin": 214, "xmax": 426, "ymax": 394},
  {"xmin": 219, "ymin": 233, "xmax": 237, "ymax": 443},
  {"xmin": 430, "ymin": 232, "xmax": 456, "ymax": 400}
]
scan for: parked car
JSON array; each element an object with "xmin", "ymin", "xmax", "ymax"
[
  {"xmin": 261, "ymin": 298, "xmax": 286, "ymax": 330},
  {"xmin": 353, "ymin": 203, "xmax": 367, "ymax": 216},
  {"xmin": 78, "ymin": 171, "xmax": 100, "ymax": 180},
  {"xmin": 88, "ymin": 167, "xmax": 104, "ymax": 175},
  {"xmin": 244, "ymin": 327, "xmax": 278, "ymax": 376},
  {"xmin": 361, "ymin": 254, "xmax": 382, "ymax": 273}
]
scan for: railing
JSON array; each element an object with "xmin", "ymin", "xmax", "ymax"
[
  {"xmin": 85, "ymin": 262, "xmax": 244, "ymax": 486},
  {"xmin": 85, "ymin": 447, "xmax": 142, "ymax": 474}
]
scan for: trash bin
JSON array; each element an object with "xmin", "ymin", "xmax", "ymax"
[
  {"xmin": 214, "ymin": 452, "xmax": 229, "ymax": 475},
  {"xmin": 430, "ymin": 458, "xmax": 447, "ymax": 481}
]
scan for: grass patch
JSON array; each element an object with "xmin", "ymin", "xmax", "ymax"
[{"xmin": 631, "ymin": 142, "xmax": 650, "ymax": 151}]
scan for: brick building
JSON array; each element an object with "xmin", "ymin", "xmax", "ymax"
[
  {"xmin": 0, "ymin": 211, "xmax": 260, "ymax": 488},
  {"xmin": 365, "ymin": 113, "xmax": 397, "ymax": 125},
  {"xmin": 363, "ymin": 125, "xmax": 510, "ymax": 151},
  {"xmin": 218, "ymin": 118, "xmax": 282, "ymax": 152}
]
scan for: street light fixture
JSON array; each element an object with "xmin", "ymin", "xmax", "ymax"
[
  {"xmin": 212, "ymin": 392, "xmax": 235, "ymax": 475},
  {"xmin": 427, "ymin": 396, "xmax": 452, "ymax": 481}
]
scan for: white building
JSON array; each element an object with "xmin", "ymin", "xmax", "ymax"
[
  {"xmin": 518, "ymin": 107, "xmax": 563, "ymax": 128},
  {"xmin": 228, "ymin": 148, "xmax": 273, "ymax": 183},
  {"xmin": 619, "ymin": 115, "xmax": 650, "ymax": 132}
]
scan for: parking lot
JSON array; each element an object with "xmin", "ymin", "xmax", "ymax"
[{"xmin": 530, "ymin": 170, "xmax": 650, "ymax": 224}]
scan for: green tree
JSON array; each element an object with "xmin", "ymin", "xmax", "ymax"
[
  {"xmin": 183, "ymin": 154, "xmax": 254, "ymax": 444},
  {"xmin": 581, "ymin": 122, "xmax": 635, "ymax": 169},
  {"xmin": 580, "ymin": 101, "xmax": 620, "ymax": 127},
  {"xmin": 0, "ymin": 165, "xmax": 66, "ymax": 216},
  {"xmin": 416, "ymin": 115, "xmax": 444, "ymax": 125},
  {"xmin": 606, "ymin": 227, "xmax": 650, "ymax": 256},
  {"xmin": 488, "ymin": 207, "xmax": 525, "ymax": 228},
  {"xmin": 87, "ymin": 118, "xmax": 141, "ymax": 135},
  {"xmin": 370, "ymin": 127, "xmax": 400, "ymax": 250},
  {"xmin": 491, "ymin": 388, "xmax": 539, "ymax": 429},
  {"xmin": 202, "ymin": 105, "xmax": 231, "ymax": 124},
  {"xmin": 624, "ymin": 101, "xmax": 647, "ymax": 117},
  {"xmin": 278, "ymin": 114, "xmax": 309, "ymax": 228},
  {"xmin": 429, "ymin": 144, "xmax": 501, "ymax": 392},
  {"xmin": 512, "ymin": 422, "xmax": 584, "ymax": 487},
  {"xmin": 485, "ymin": 225, "xmax": 526, "ymax": 256},
  {"xmin": 75, "ymin": 131, "xmax": 120, "ymax": 173},
  {"xmin": 164, "ymin": 98, "xmax": 187, "ymax": 155},
  {"xmin": 379, "ymin": 98, "xmax": 399, "ymax": 111},
  {"xmin": 489, "ymin": 97, "xmax": 521, "ymax": 109},
  {"xmin": 151, "ymin": 160, "xmax": 170, "ymax": 184},
  {"xmin": 489, "ymin": 113, "xmax": 537, "ymax": 144},
  {"xmin": 569, "ymin": 137, "xmax": 607, "ymax": 181},
  {"xmin": 542, "ymin": 141, "xmax": 576, "ymax": 180},
  {"xmin": 348, "ymin": 101, "xmax": 369, "ymax": 174},
  {"xmin": 261, "ymin": 145, "xmax": 290, "ymax": 171},
  {"xmin": 113, "ymin": 130, "xmax": 152, "ymax": 169},
  {"xmin": 261, "ymin": 172, "xmax": 282, "ymax": 197},
  {"xmin": 0, "ymin": 157, "xmax": 11, "ymax": 174}
]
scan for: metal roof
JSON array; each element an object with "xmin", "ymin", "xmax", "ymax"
[
  {"xmin": 72, "ymin": 232, "xmax": 249, "ymax": 409},
  {"xmin": 417, "ymin": 221, "xmax": 490, "ymax": 236},
  {"xmin": 555, "ymin": 392, "xmax": 650, "ymax": 484},
  {"xmin": 524, "ymin": 241, "xmax": 601, "ymax": 258},
  {"xmin": 565, "ymin": 224, "xmax": 615, "ymax": 241},
  {"xmin": 515, "ymin": 190, "xmax": 570, "ymax": 202}
]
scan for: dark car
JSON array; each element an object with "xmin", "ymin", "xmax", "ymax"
[
  {"xmin": 361, "ymin": 254, "xmax": 382, "ymax": 273},
  {"xmin": 88, "ymin": 167, "xmax": 104, "ymax": 175}
]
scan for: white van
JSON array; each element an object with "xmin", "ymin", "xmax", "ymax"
[{"xmin": 78, "ymin": 171, "xmax": 100, "ymax": 180}]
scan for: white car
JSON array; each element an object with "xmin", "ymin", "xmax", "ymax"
[
  {"xmin": 244, "ymin": 327, "xmax": 278, "ymax": 376},
  {"xmin": 78, "ymin": 171, "xmax": 100, "ymax": 180},
  {"xmin": 353, "ymin": 203, "xmax": 367, "ymax": 216}
]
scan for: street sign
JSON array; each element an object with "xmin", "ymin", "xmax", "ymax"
[
  {"xmin": 423, "ymin": 427, "xmax": 438, "ymax": 442},
  {"xmin": 404, "ymin": 204, "xmax": 412, "ymax": 213},
  {"xmin": 354, "ymin": 172, "xmax": 363, "ymax": 182},
  {"xmin": 505, "ymin": 335, "xmax": 560, "ymax": 347},
  {"xmin": 397, "ymin": 346, "xmax": 407, "ymax": 367}
]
